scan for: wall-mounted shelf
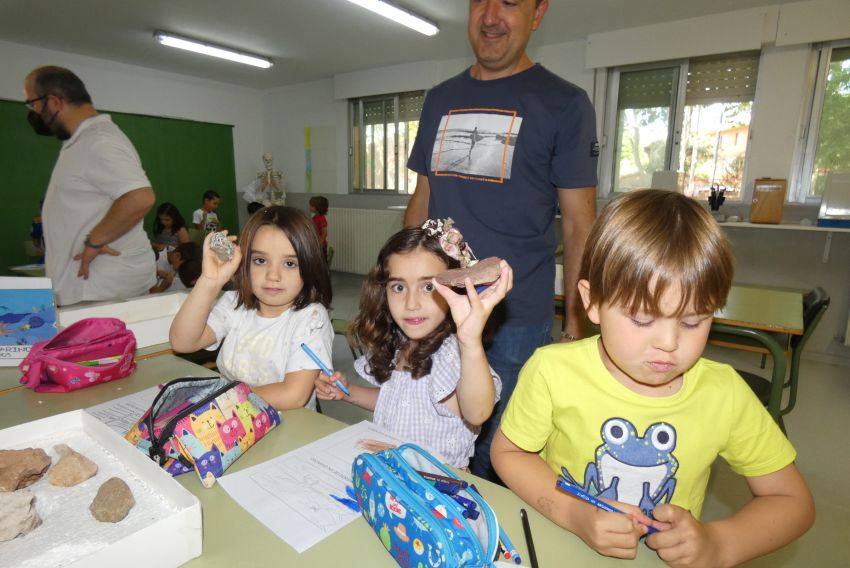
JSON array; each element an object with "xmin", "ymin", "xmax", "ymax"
[
  {"xmin": 718, "ymin": 221, "xmax": 850, "ymax": 233},
  {"xmin": 719, "ymin": 221, "xmax": 850, "ymax": 262}
]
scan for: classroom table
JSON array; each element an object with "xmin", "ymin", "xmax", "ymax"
[
  {"xmin": 711, "ymin": 285, "xmax": 803, "ymax": 390},
  {"xmin": 713, "ymin": 285, "xmax": 804, "ymax": 336},
  {"xmin": 0, "ymin": 355, "xmax": 667, "ymax": 567}
]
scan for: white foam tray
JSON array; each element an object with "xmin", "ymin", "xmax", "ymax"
[
  {"xmin": 0, "ymin": 410, "xmax": 201, "ymax": 568},
  {"xmin": 58, "ymin": 292, "xmax": 189, "ymax": 349}
]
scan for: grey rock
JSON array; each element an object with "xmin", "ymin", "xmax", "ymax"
[
  {"xmin": 209, "ymin": 231, "xmax": 236, "ymax": 262},
  {"xmin": 90, "ymin": 477, "xmax": 135, "ymax": 523},
  {"xmin": 0, "ymin": 490, "xmax": 42, "ymax": 541},
  {"xmin": 0, "ymin": 448, "xmax": 51, "ymax": 492},
  {"xmin": 47, "ymin": 444, "xmax": 98, "ymax": 487}
]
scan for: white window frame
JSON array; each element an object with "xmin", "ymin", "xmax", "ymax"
[
  {"xmin": 791, "ymin": 39, "xmax": 850, "ymax": 203},
  {"xmin": 348, "ymin": 90, "xmax": 424, "ymax": 194},
  {"xmin": 600, "ymin": 54, "xmax": 758, "ymax": 201}
]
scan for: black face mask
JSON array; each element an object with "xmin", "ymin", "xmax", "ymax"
[
  {"xmin": 26, "ymin": 107, "xmax": 70, "ymax": 140},
  {"xmin": 27, "ymin": 110, "xmax": 53, "ymax": 136}
]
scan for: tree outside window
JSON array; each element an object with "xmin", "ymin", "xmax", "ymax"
[
  {"xmin": 350, "ymin": 91, "xmax": 423, "ymax": 193},
  {"xmin": 608, "ymin": 52, "xmax": 758, "ymax": 201}
]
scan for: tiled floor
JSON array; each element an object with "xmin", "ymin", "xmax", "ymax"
[{"xmin": 324, "ymin": 271, "xmax": 850, "ymax": 567}]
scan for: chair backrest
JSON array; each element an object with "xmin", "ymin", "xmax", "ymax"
[
  {"xmin": 791, "ymin": 287, "xmax": 830, "ymax": 350},
  {"xmin": 783, "ymin": 287, "xmax": 829, "ymax": 420},
  {"xmin": 332, "ymin": 318, "xmax": 361, "ymax": 359}
]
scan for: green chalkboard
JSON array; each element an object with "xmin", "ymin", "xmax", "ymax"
[{"xmin": 0, "ymin": 99, "xmax": 236, "ymax": 275}]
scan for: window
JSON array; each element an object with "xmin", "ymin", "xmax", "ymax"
[
  {"xmin": 603, "ymin": 52, "xmax": 759, "ymax": 201},
  {"xmin": 795, "ymin": 42, "xmax": 850, "ymax": 200},
  {"xmin": 349, "ymin": 90, "xmax": 424, "ymax": 193}
]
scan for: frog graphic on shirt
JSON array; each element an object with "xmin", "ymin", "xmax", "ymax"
[{"xmin": 560, "ymin": 417, "xmax": 678, "ymax": 517}]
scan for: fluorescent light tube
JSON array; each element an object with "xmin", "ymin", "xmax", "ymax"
[
  {"xmin": 153, "ymin": 31, "xmax": 273, "ymax": 69},
  {"xmin": 345, "ymin": 0, "xmax": 439, "ymax": 36}
]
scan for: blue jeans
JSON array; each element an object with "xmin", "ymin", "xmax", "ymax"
[{"xmin": 471, "ymin": 322, "xmax": 552, "ymax": 482}]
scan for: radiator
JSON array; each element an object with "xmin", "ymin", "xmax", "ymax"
[{"xmin": 327, "ymin": 207, "xmax": 404, "ymax": 274}]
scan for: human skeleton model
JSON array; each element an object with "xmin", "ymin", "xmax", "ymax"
[{"xmin": 243, "ymin": 153, "xmax": 285, "ymax": 206}]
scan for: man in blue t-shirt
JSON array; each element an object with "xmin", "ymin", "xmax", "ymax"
[{"xmin": 405, "ymin": 0, "xmax": 599, "ymax": 481}]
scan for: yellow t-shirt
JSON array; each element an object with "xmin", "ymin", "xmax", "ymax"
[{"xmin": 500, "ymin": 336, "xmax": 796, "ymax": 519}]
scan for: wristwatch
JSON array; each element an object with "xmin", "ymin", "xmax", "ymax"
[{"xmin": 83, "ymin": 234, "xmax": 106, "ymax": 249}]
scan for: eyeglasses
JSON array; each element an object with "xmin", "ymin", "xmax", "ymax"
[{"xmin": 24, "ymin": 94, "xmax": 49, "ymax": 111}]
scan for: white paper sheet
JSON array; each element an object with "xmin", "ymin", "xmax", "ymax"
[
  {"xmin": 84, "ymin": 386, "xmax": 160, "ymax": 435},
  {"xmin": 218, "ymin": 420, "xmax": 409, "ymax": 553}
]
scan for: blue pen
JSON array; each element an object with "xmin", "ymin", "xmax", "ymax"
[
  {"xmin": 300, "ymin": 342, "xmax": 351, "ymax": 396},
  {"xmin": 556, "ymin": 478, "xmax": 658, "ymax": 534}
]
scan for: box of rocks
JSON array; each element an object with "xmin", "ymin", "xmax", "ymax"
[{"xmin": 0, "ymin": 410, "xmax": 201, "ymax": 567}]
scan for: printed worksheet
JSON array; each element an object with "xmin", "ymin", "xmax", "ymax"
[
  {"xmin": 218, "ymin": 420, "xmax": 408, "ymax": 553},
  {"xmin": 84, "ymin": 386, "xmax": 160, "ymax": 435}
]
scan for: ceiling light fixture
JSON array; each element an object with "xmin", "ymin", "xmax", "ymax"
[
  {"xmin": 344, "ymin": 0, "xmax": 439, "ymax": 36},
  {"xmin": 153, "ymin": 31, "xmax": 273, "ymax": 69}
]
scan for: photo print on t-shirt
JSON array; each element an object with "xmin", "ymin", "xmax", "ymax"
[{"xmin": 429, "ymin": 109, "xmax": 523, "ymax": 182}]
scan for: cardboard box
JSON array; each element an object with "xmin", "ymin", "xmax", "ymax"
[
  {"xmin": 58, "ymin": 292, "xmax": 188, "ymax": 348},
  {"xmin": 750, "ymin": 178, "xmax": 787, "ymax": 224},
  {"xmin": 0, "ymin": 410, "xmax": 201, "ymax": 567}
]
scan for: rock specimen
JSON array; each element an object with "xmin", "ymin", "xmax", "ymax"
[
  {"xmin": 0, "ymin": 490, "xmax": 41, "ymax": 541},
  {"xmin": 0, "ymin": 448, "xmax": 51, "ymax": 491},
  {"xmin": 47, "ymin": 444, "xmax": 98, "ymax": 487},
  {"xmin": 209, "ymin": 231, "xmax": 236, "ymax": 262},
  {"xmin": 90, "ymin": 477, "xmax": 135, "ymax": 523},
  {"xmin": 435, "ymin": 256, "xmax": 503, "ymax": 287}
]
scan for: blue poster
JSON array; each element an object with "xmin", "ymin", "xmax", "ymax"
[{"xmin": 0, "ymin": 277, "xmax": 57, "ymax": 366}]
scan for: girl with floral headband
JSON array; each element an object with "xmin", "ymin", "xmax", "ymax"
[{"xmin": 314, "ymin": 220, "xmax": 512, "ymax": 468}]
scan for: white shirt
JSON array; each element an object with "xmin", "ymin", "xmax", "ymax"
[
  {"xmin": 42, "ymin": 114, "xmax": 155, "ymax": 306},
  {"xmin": 206, "ymin": 291, "xmax": 333, "ymax": 410},
  {"xmin": 154, "ymin": 252, "xmax": 185, "ymax": 292},
  {"xmin": 193, "ymin": 208, "xmax": 218, "ymax": 230}
]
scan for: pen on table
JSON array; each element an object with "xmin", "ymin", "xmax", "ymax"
[
  {"xmin": 520, "ymin": 508, "xmax": 539, "ymax": 568},
  {"xmin": 300, "ymin": 343, "xmax": 351, "ymax": 396},
  {"xmin": 556, "ymin": 478, "xmax": 658, "ymax": 534}
]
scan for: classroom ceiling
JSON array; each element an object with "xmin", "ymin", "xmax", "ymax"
[{"xmin": 1, "ymin": 0, "xmax": 801, "ymax": 91}]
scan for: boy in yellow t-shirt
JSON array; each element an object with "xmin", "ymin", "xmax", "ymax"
[{"xmin": 492, "ymin": 190, "xmax": 814, "ymax": 566}]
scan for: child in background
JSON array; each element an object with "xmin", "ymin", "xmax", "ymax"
[
  {"xmin": 492, "ymin": 190, "xmax": 814, "ymax": 565},
  {"xmin": 152, "ymin": 202, "xmax": 191, "ymax": 252},
  {"xmin": 150, "ymin": 242, "xmax": 201, "ymax": 293},
  {"xmin": 309, "ymin": 196, "xmax": 329, "ymax": 262},
  {"xmin": 170, "ymin": 206, "xmax": 333, "ymax": 410},
  {"xmin": 193, "ymin": 190, "xmax": 221, "ymax": 232},
  {"xmin": 315, "ymin": 221, "xmax": 511, "ymax": 469}
]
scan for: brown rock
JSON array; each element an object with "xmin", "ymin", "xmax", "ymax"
[
  {"xmin": 47, "ymin": 444, "xmax": 98, "ymax": 487},
  {"xmin": 0, "ymin": 448, "xmax": 51, "ymax": 492},
  {"xmin": 0, "ymin": 490, "xmax": 42, "ymax": 541},
  {"xmin": 90, "ymin": 477, "xmax": 135, "ymax": 523},
  {"xmin": 435, "ymin": 256, "xmax": 503, "ymax": 287}
]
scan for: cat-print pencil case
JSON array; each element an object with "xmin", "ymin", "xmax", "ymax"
[
  {"xmin": 125, "ymin": 376, "xmax": 281, "ymax": 487},
  {"xmin": 352, "ymin": 444, "xmax": 500, "ymax": 567}
]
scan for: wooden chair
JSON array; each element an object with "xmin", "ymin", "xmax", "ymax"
[{"xmin": 711, "ymin": 287, "xmax": 830, "ymax": 433}]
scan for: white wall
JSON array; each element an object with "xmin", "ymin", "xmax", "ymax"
[{"xmin": 0, "ymin": 39, "xmax": 265, "ymax": 213}]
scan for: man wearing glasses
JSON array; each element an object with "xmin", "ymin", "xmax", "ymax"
[{"xmin": 24, "ymin": 66, "xmax": 156, "ymax": 306}]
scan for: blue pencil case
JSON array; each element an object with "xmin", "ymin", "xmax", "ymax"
[{"xmin": 351, "ymin": 444, "xmax": 500, "ymax": 568}]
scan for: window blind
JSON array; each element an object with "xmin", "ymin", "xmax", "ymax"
[
  {"xmin": 617, "ymin": 67, "xmax": 676, "ymax": 110},
  {"xmin": 686, "ymin": 52, "xmax": 759, "ymax": 105}
]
